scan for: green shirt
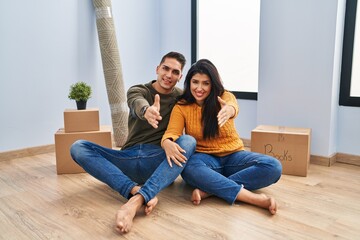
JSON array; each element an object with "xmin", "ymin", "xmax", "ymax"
[{"xmin": 122, "ymin": 80, "xmax": 182, "ymax": 149}]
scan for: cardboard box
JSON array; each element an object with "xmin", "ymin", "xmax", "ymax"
[
  {"xmin": 64, "ymin": 108, "xmax": 100, "ymax": 133},
  {"xmin": 251, "ymin": 125, "xmax": 311, "ymax": 177},
  {"xmin": 55, "ymin": 126, "xmax": 112, "ymax": 174}
]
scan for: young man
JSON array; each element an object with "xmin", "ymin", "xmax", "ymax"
[{"xmin": 70, "ymin": 52, "xmax": 196, "ymax": 233}]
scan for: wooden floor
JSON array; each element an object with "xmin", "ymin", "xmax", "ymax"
[{"xmin": 1, "ymin": 152, "xmax": 360, "ymax": 240}]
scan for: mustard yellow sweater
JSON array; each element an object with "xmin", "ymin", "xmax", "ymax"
[{"xmin": 162, "ymin": 91, "xmax": 244, "ymax": 156}]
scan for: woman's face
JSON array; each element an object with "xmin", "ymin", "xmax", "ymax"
[{"xmin": 190, "ymin": 73, "xmax": 211, "ymax": 106}]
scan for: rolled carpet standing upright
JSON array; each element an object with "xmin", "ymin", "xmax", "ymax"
[{"xmin": 93, "ymin": 0, "xmax": 128, "ymax": 147}]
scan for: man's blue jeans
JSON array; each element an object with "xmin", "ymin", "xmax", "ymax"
[
  {"xmin": 70, "ymin": 135, "xmax": 196, "ymax": 203},
  {"xmin": 181, "ymin": 151, "xmax": 282, "ymax": 204}
]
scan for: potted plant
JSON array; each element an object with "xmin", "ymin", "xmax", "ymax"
[{"xmin": 68, "ymin": 81, "xmax": 92, "ymax": 110}]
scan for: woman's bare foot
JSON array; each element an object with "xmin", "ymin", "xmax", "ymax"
[
  {"xmin": 249, "ymin": 193, "xmax": 277, "ymax": 215},
  {"xmin": 251, "ymin": 193, "xmax": 277, "ymax": 215},
  {"xmin": 144, "ymin": 197, "xmax": 158, "ymax": 215},
  {"xmin": 269, "ymin": 198, "xmax": 277, "ymax": 214},
  {"xmin": 236, "ymin": 189, "xmax": 278, "ymax": 215},
  {"xmin": 191, "ymin": 189, "xmax": 211, "ymax": 205}
]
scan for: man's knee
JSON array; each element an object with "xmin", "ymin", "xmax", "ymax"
[{"xmin": 70, "ymin": 140, "xmax": 87, "ymax": 160}]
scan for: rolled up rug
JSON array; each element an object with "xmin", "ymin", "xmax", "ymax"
[{"xmin": 93, "ymin": 0, "xmax": 128, "ymax": 147}]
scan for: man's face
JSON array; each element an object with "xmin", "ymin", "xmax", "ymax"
[{"xmin": 155, "ymin": 58, "xmax": 183, "ymax": 94}]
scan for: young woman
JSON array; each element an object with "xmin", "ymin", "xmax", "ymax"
[{"xmin": 161, "ymin": 59, "xmax": 282, "ymax": 214}]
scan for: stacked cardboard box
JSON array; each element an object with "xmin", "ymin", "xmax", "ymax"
[
  {"xmin": 251, "ymin": 125, "xmax": 311, "ymax": 177},
  {"xmin": 54, "ymin": 108, "xmax": 112, "ymax": 174},
  {"xmin": 63, "ymin": 108, "xmax": 100, "ymax": 132}
]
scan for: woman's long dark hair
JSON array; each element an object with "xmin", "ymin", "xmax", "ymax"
[{"xmin": 177, "ymin": 59, "xmax": 224, "ymax": 139}]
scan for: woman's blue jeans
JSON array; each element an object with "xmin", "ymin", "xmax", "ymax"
[
  {"xmin": 181, "ymin": 151, "xmax": 282, "ymax": 204},
  {"xmin": 70, "ymin": 135, "xmax": 196, "ymax": 204}
]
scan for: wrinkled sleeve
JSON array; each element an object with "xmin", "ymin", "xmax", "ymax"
[
  {"xmin": 127, "ymin": 85, "xmax": 150, "ymax": 119},
  {"xmin": 161, "ymin": 104, "xmax": 185, "ymax": 144}
]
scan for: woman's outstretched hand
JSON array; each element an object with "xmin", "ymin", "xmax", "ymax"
[{"xmin": 217, "ymin": 96, "xmax": 235, "ymax": 127}]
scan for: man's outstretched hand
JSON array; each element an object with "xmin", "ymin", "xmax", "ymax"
[{"xmin": 144, "ymin": 94, "xmax": 162, "ymax": 129}]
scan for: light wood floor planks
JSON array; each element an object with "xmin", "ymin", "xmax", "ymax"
[{"xmin": 0, "ymin": 152, "xmax": 359, "ymax": 240}]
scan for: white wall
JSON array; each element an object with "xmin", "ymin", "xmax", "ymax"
[
  {"xmin": 159, "ymin": 0, "xmax": 192, "ymax": 87},
  {"xmin": 1, "ymin": 0, "xmax": 359, "ymax": 157},
  {"xmin": 235, "ymin": 100, "xmax": 258, "ymax": 140},
  {"xmin": 0, "ymin": 0, "xmax": 161, "ymax": 152},
  {"xmin": 256, "ymin": 0, "xmax": 360, "ymax": 157},
  {"xmin": 258, "ymin": 0, "xmax": 342, "ymax": 157},
  {"xmin": 338, "ymin": 107, "xmax": 360, "ymax": 155},
  {"xmin": 0, "ymin": 0, "xmax": 79, "ymax": 151}
]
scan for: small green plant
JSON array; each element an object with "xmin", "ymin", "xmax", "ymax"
[{"xmin": 68, "ymin": 81, "xmax": 92, "ymax": 102}]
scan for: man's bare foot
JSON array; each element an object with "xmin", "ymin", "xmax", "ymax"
[
  {"xmin": 130, "ymin": 185, "xmax": 141, "ymax": 195},
  {"xmin": 191, "ymin": 189, "xmax": 211, "ymax": 205},
  {"xmin": 115, "ymin": 194, "xmax": 144, "ymax": 234},
  {"xmin": 130, "ymin": 186, "xmax": 159, "ymax": 216},
  {"xmin": 144, "ymin": 197, "xmax": 158, "ymax": 215}
]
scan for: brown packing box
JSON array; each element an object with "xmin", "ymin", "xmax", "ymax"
[
  {"xmin": 251, "ymin": 125, "xmax": 311, "ymax": 177},
  {"xmin": 64, "ymin": 108, "xmax": 100, "ymax": 133},
  {"xmin": 55, "ymin": 125, "xmax": 112, "ymax": 174}
]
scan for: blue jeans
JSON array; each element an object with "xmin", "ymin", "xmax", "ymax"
[
  {"xmin": 70, "ymin": 135, "xmax": 196, "ymax": 203},
  {"xmin": 181, "ymin": 151, "xmax": 282, "ymax": 204}
]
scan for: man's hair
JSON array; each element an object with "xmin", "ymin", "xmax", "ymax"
[{"xmin": 159, "ymin": 52, "xmax": 186, "ymax": 70}]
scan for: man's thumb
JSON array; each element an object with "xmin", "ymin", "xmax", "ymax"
[{"xmin": 154, "ymin": 94, "xmax": 160, "ymax": 110}]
